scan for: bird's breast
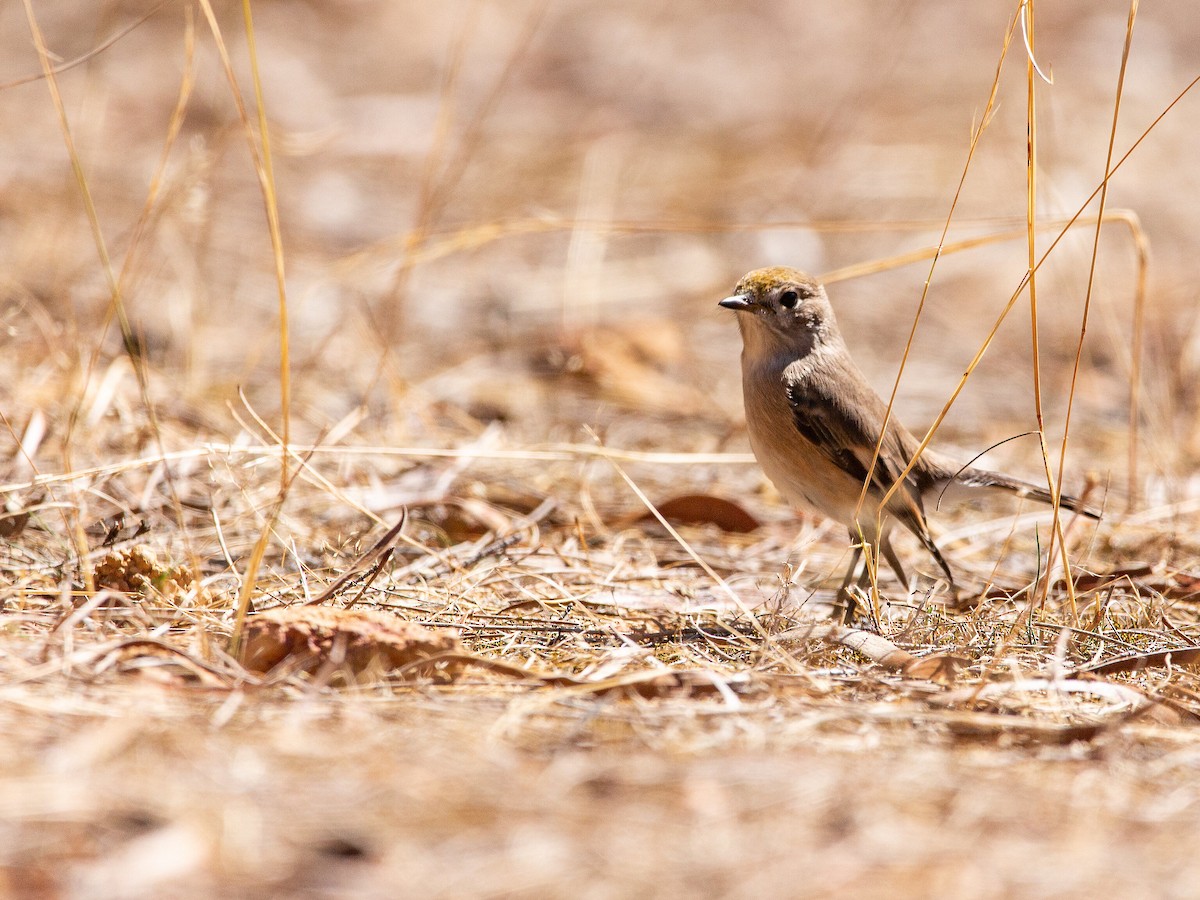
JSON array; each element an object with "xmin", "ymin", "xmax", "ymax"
[{"xmin": 741, "ymin": 357, "xmax": 866, "ymax": 530}]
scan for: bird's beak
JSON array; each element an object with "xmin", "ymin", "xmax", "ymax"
[{"xmin": 718, "ymin": 294, "xmax": 754, "ymax": 311}]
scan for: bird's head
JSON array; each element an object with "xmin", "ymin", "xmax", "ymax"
[{"xmin": 719, "ymin": 267, "xmax": 838, "ymax": 357}]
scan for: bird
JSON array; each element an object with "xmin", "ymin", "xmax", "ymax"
[{"xmin": 719, "ymin": 265, "xmax": 1100, "ymax": 620}]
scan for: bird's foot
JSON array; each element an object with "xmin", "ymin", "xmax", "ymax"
[{"xmin": 834, "ymin": 585, "xmax": 863, "ymax": 625}]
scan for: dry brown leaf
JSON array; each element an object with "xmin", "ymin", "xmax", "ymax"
[
  {"xmin": 242, "ymin": 608, "xmax": 462, "ymax": 677},
  {"xmin": 903, "ymin": 654, "xmax": 967, "ymax": 685},
  {"xmin": 1057, "ymin": 565, "xmax": 1200, "ymax": 601},
  {"xmin": 631, "ymin": 494, "xmax": 761, "ymax": 534},
  {"xmin": 1170, "ymin": 573, "xmax": 1200, "ymax": 599},
  {"xmin": 1079, "ymin": 646, "xmax": 1200, "ymax": 676},
  {"xmin": 409, "ymin": 497, "xmax": 514, "ymax": 543},
  {"xmin": 1069, "ymin": 564, "xmax": 1155, "ymax": 591},
  {"xmin": 940, "ymin": 712, "xmax": 1110, "ymax": 744},
  {"xmin": 0, "ymin": 505, "xmax": 32, "ymax": 539}
]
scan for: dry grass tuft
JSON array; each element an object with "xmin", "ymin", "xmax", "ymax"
[{"xmin": 5, "ymin": 1, "xmax": 1200, "ymax": 895}]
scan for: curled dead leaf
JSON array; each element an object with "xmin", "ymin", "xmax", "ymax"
[
  {"xmin": 1069, "ymin": 564, "xmax": 1155, "ymax": 591},
  {"xmin": 242, "ymin": 608, "xmax": 462, "ymax": 678},
  {"xmin": 1057, "ymin": 565, "xmax": 1200, "ymax": 602},
  {"xmin": 612, "ymin": 493, "xmax": 761, "ymax": 534},
  {"xmin": 647, "ymin": 494, "xmax": 761, "ymax": 534},
  {"xmin": 1079, "ymin": 645, "xmax": 1200, "ymax": 676},
  {"xmin": 408, "ymin": 498, "xmax": 514, "ymax": 544},
  {"xmin": 903, "ymin": 654, "xmax": 967, "ymax": 685},
  {"xmin": 1169, "ymin": 573, "xmax": 1200, "ymax": 599},
  {"xmin": 0, "ymin": 505, "xmax": 32, "ymax": 539}
]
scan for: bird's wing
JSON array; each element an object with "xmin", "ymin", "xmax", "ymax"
[
  {"xmin": 784, "ymin": 361, "xmax": 954, "ymax": 583},
  {"xmin": 783, "ymin": 365, "xmax": 927, "ymax": 518}
]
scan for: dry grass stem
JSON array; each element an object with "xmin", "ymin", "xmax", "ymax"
[{"xmin": 4, "ymin": 3, "xmax": 1200, "ymax": 896}]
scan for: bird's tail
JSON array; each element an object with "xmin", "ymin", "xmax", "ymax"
[{"xmin": 954, "ymin": 467, "xmax": 1102, "ymax": 520}]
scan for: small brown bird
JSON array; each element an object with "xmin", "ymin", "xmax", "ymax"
[{"xmin": 720, "ymin": 266, "xmax": 1099, "ymax": 618}]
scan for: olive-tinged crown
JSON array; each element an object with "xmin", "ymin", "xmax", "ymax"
[{"xmin": 733, "ymin": 266, "xmax": 822, "ymax": 298}]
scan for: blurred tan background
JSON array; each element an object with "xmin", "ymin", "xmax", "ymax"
[
  {"xmin": 7, "ymin": 6, "xmax": 1200, "ymax": 896},
  {"xmin": 3, "ymin": 0, "xmax": 1199, "ymax": 490}
]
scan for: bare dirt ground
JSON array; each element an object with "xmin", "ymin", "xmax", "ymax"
[{"xmin": 4, "ymin": 1, "xmax": 1200, "ymax": 897}]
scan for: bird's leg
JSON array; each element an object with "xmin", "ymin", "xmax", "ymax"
[
  {"xmin": 914, "ymin": 530, "xmax": 956, "ymax": 589},
  {"xmin": 851, "ymin": 537, "xmax": 888, "ymax": 629},
  {"xmin": 835, "ymin": 537, "xmax": 864, "ymax": 623},
  {"xmin": 879, "ymin": 530, "xmax": 912, "ymax": 591}
]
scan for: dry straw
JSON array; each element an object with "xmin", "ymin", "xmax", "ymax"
[{"xmin": 5, "ymin": 0, "xmax": 1200, "ymax": 893}]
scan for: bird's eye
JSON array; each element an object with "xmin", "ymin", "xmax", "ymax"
[{"xmin": 779, "ymin": 290, "xmax": 799, "ymax": 309}]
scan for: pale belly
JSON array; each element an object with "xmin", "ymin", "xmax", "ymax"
[{"xmin": 742, "ymin": 367, "xmax": 884, "ymax": 540}]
